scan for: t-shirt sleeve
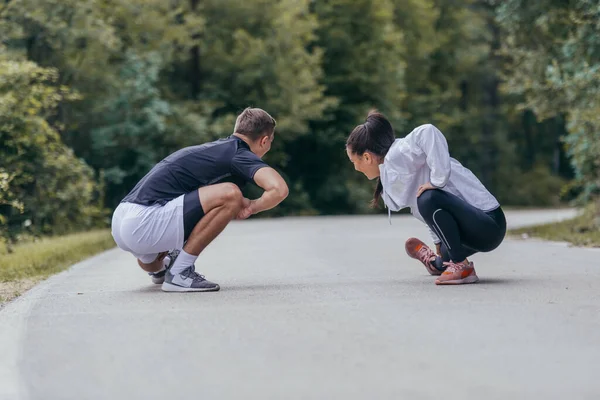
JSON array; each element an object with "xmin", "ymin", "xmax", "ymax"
[{"xmin": 230, "ymin": 149, "xmax": 269, "ymax": 183}]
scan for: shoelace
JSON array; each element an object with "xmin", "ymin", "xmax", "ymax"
[
  {"xmin": 417, "ymin": 246, "xmax": 436, "ymax": 265},
  {"xmin": 442, "ymin": 261, "xmax": 468, "ymax": 273},
  {"xmin": 182, "ymin": 265, "xmax": 206, "ymax": 282}
]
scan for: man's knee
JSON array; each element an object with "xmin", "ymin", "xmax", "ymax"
[{"xmin": 221, "ymin": 183, "xmax": 243, "ymax": 209}]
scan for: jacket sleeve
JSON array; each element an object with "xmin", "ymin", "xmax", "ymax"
[{"xmin": 416, "ymin": 124, "xmax": 451, "ymax": 188}]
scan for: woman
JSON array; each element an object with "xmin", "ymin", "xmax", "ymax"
[{"xmin": 346, "ymin": 111, "xmax": 506, "ymax": 285}]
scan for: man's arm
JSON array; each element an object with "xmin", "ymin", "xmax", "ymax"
[{"xmin": 237, "ymin": 167, "xmax": 288, "ymax": 219}]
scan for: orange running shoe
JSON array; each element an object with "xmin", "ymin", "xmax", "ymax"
[
  {"xmin": 405, "ymin": 238, "xmax": 442, "ymax": 276},
  {"xmin": 435, "ymin": 261, "xmax": 479, "ymax": 285}
]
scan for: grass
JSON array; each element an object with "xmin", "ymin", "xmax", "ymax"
[
  {"xmin": 510, "ymin": 212, "xmax": 600, "ymax": 247},
  {"xmin": 0, "ymin": 229, "xmax": 115, "ymax": 304}
]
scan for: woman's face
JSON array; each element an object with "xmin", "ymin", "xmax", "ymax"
[{"xmin": 346, "ymin": 147, "xmax": 381, "ymax": 180}]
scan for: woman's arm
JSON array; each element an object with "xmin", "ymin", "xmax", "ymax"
[{"xmin": 416, "ymin": 124, "xmax": 451, "ymax": 188}]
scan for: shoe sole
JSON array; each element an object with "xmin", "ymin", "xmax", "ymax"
[
  {"xmin": 435, "ymin": 275, "xmax": 479, "ymax": 285},
  {"xmin": 161, "ymin": 282, "xmax": 220, "ymax": 292},
  {"xmin": 152, "ymin": 278, "xmax": 165, "ymax": 285}
]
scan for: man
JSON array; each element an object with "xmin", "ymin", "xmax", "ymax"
[{"xmin": 111, "ymin": 108, "xmax": 288, "ymax": 292}]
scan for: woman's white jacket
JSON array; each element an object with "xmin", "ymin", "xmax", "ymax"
[{"xmin": 379, "ymin": 124, "xmax": 500, "ymax": 243}]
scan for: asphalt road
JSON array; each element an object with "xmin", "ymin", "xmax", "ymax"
[{"xmin": 1, "ymin": 208, "xmax": 599, "ymax": 400}]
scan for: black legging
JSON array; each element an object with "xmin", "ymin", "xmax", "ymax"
[{"xmin": 417, "ymin": 189, "xmax": 506, "ymax": 263}]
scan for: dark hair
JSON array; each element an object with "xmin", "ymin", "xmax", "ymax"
[
  {"xmin": 346, "ymin": 110, "xmax": 395, "ymax": 208},
  {"xmin": 234, "ymin": 107, "xmax": 277, "ymax": 141}
]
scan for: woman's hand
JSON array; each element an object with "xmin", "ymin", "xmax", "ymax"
[{"xmin": 416, "ymin": 182, "xmax": 436, "ymax": 197}]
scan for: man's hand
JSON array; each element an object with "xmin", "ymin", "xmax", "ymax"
[
  {"xmin": 416, "ymin": 182, "xmax": 436, "ymax": 197},
  {"xmin": 236, "ymin": 197, "xmax": 253, "ymax": 220},
  {"xmin": 250, "ymin": 167, "xmax": 289, "ymax": 214}
]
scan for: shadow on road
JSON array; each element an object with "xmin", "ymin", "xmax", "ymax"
[
  {"xmin": 476, "ymin": 278, "xmax": 520, "ymax": 285},
  {"xmin": 129, "ymin": 277, "xmax": 520, "ymax": 295}
]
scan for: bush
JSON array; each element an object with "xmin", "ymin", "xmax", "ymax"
[
  {"xmin": 500, "ymin": 164, "xmax": 566, "ymax": 207},
  {"xmin": 0, "ymin": 59, "xmax": 107, "ymax": 242}
]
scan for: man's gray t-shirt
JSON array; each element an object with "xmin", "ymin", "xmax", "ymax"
[{"xmin": 122, "ymin": 136, "xmax": 268, "ymax": 206}]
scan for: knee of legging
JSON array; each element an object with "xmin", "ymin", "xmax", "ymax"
[
  {"xmin": 479, "ymin": 240, "xmax": 503, "ymax": 253},
  {"xmin": 417, "ymin": 189, "xmax": 442, "ymax": 216}
]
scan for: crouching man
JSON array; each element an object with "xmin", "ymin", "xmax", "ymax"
[{"xmin": 111, "ymin": 108, "xmax": 288, "ymax": 292}]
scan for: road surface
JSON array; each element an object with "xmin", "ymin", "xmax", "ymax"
[{"xmin": 1, "ymin": 208, "xmax": 599, "ymax": 400}]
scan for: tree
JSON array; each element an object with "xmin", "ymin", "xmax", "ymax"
[
  {"xmin": 177, "ymin": 0, "xmax": 335, "ymax": 215},
  {"xmin": 89, "ymin": 51, "xmax": 176, "ymax": 208},
  {"xmin": 494, "ymin": 0, "xmax": 600, "ymax": 203},
  {"xmin": 0, "ymin": 58, "xmax": 104, "ymax": 241},
  {"xmin": 282, "ymin": 0, "xmax": 407, "ymax": 214},
  {"xmin": 391, "ymin": 0, "xmax": 568, "ymax": 205}
]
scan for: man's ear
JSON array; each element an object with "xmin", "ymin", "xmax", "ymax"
[{"xmin": 260, "ymin": 133, "xmax": 273, "ymax": 147}]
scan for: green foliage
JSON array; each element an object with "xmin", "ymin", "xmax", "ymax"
[
  {"xmin": 198, "ymin": 0, "xmax": 333, "ymax": 135},
  {"xmin": 315, "ymin": 0, "xmax": 406, "ymax": 125},
  {"xmin": 281, "ymin": 0, "xmax": 407, "ymax": 214},
  {"xmin": 495, "ymin": 0, "xmax": 600, "ymax": 201},
  {"xmin": 0, "ymin": 171, "xmax": 23, "ymax": 225},
  {"xmin": 89, "ymin": 51, "xmax": 177, "ymax": 206},
  {"xmin": 0, "ymin": 58, "xmax": 105, "ymax": 241},
  {"xmin": 1, "ymin": 0, "xmax": 594, "ymax": 241},
  {"xmin": 191, "ymin": 0, "xmax": 336, "ymax": 216},
  {"xmin": 503, "ymin": 164, "xmax": 566, "ymax": 207}
]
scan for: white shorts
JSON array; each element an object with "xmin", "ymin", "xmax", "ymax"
[{"xmin": 111, "ymin": 195, "xmax": 185, "ymax": 263}]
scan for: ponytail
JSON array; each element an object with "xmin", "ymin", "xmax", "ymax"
[{"xmin": 371, "ymin": 178, "xmax": 383, "ymax": 208}]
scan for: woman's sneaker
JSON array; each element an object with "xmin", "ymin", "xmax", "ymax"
[
  {"xmin": 435, "ymin": 261, "xmax": 479, "ymax": 285},
  {"xmin": 405, "ymin": 238, "xmax": 443, "ymax": 276},
  {"xmin": 148, "ymin": 249, "xmax": 180, "ymax": 284},
  {"xmin": 162, "ymin": 265, "xmax": 220, "ymax": 292}
]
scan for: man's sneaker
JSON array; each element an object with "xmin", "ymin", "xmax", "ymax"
[
  {"xmin": 435, "ymin": 261, "xmax": 479, "ymax": 285},
  {"xmin": 149, "ymin": 269, "xmax": 167, "ymax": 284},
  {"xmin": 405, "ymin": 237, "xmax": 443, "ymax": 276},
  {"xmin": 149, "ymin": 249, "xmax": 180, "ymax": 284},
  {"xmin": 162, "ymin": 265, "xmax": 220, "ymax": 292}
]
